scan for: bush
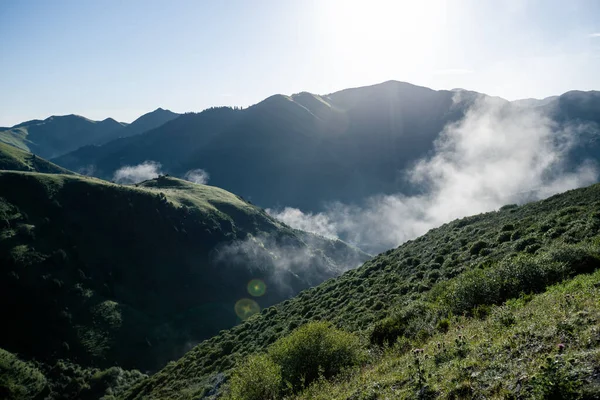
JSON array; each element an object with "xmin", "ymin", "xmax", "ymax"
[
  {"xmin": 469, "ymin": 241, "xmax": 488, "ymax": 255},
  {"xmin": 440, "ymin": 244, "xmax": 600, "ymax": 315},
  {"xmin": 497, "ymin": 232, "xmax": 512, "ymax": 243},
  {"xmin": 226, "ymin": 354, "xmax": 281, "ymax": 400},
  {"xmin": 370, "ymin": 301, "xmax": 439, "ymax": 346},
  {"xmin": 268, "ymin": 321, "xmax": 363, "ymax": 391}
]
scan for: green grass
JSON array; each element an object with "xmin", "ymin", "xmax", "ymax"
[
  {"xmin": 123, "ymin": 183, "xmax": 600, "ymax": 399},
  {"xmin": 0, "ymin": 142, "xmax": 73, "ymax": 174},
  {"xmin": 138, "ymin": 176, "xmax": 262, "ymax": 217},
  {"xmin": 293, "ymin": 269, "xmax": 600, "ymax": 399},
  {"xmin": 0, "ymin": 129, "xmax": 31, "ymax": 152}
]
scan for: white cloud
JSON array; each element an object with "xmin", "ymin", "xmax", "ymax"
[
  {"xmin": 265, "ymin": 207, "xmax": 337, "ymax": 239},
  {"xmin": 113, "ymin": 161, "xmax": 161, "ymax": 184},
  {"xmin": 588, "ymin": 33, "xmax": 600, "ymax": 37},
  {"xmin": 269, "ymin": 95, "xmax": 599, "ymax": 254},
  {"xmin": 183, "ymin": 169, "xmax": 210, "ymax": 185}
]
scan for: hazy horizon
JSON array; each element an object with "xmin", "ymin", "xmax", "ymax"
[{"xmin": 2, "ymin": 0, "xmax": 600, "ymax": 126}]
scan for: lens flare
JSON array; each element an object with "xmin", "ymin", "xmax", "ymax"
[
  {"xmin": 247, "ymin": 279, "xmax": 266, "ymax": 297},
  {"xmin": 234, "ymin": 298, "xmax": 260, "ymax": 320}
]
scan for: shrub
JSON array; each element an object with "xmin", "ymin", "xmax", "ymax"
[
  {"xmin": 439, "ymin": 244, "xmax": 600, "ymax": 316},
  {"xmin": 268, "ymin": 321, "xmax": 363, "ymax": 391},
  {"xmin": 226, "ymin": 354, "xmax": 282, "ymax": 400},
  {"xmin": 370, "ymin": 301, "xmax": 439, "ymax": 346},
  {"xmin": 469, "ymin": 241, "xmax": 488, "ymax": 255},
  {"xmin": 497, "ymin": 232, "xmax": 512, "ymax": 243}
]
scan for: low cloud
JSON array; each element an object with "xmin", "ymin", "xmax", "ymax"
[
  {"xmin": 213, "ymin": 233, "xmax": 364, "ymax": 295},
  {"xmin": 269, "ymin": 95, "xmax": 599, "ymax": 254},
  {"xmin": 113, "ymin": 161, "xmax": 162, "ymax": 184},
  {"xmin": 265, "ymin": 207, "xmax": 337, "ymax": 239},
  {"xmin": 588, "ymin": 33, "xmax": 600, "ymax": 38},
  {"xmin": 77, "ymin": 165, "xmax": 96, "ymax": 176},
  {"xmin": 183, "ymin": 169, "xmax": 210, "ymax": 185}
]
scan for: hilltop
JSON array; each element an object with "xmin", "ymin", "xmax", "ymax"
[{"xmin": 122, "ymin": 182, "xmax": 600, "ymax": 399}]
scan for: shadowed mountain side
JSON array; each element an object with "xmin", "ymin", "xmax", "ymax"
[
  {"xmin": 0, "ymin": 173, "xmax": 368, "ymax": 375},
  {"xmin": 53, "ymin": 82, "xmax": 477, "ymax": 210},
  {"xmin": 0, "ymin": 108, "xmax": 180, "ymax": 160}
]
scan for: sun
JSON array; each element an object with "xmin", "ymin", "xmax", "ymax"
[{"xmin": 315, "ymin": 0, "xmax": 448, "ymax": 82}]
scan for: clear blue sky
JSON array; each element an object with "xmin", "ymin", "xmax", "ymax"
[{"xmin": 1, "ymin": 0, "xmax": 599, "ymax": 126}]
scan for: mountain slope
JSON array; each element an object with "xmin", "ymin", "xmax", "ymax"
[
  {"xmin": 0, "ymin": 109, "xmax": 180, "ymax": 161},
  {"xmin": 0, "ymin": 141, "xmax": 73, "ymax": 174},
  {"xmin": 0, "ymin": 172, "xmax": 367, "ymax": 382},
  {"xmin": 0, "ymin": 115, "xmax": 125, "ymax": 159},
  {"xmin": 52, "ymin": 82, "xmax": 600, "ymax": 212},
  {"xmin": 123, "ymin": 182, "xmax": 600, "ymax": 399},
  {"xmin": 292, "ymin": 269, "xmax": 600, "ymax": 399},
  {"xmin": 99, "ymin": 108, "xmax": 181, "ymax": 144}
]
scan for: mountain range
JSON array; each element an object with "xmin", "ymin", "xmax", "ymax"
[
  {"xmin": 49, "ymin": 82, "xmax": 600, "ymax": 213},
  {"xmin": 0, "ymin": 108, "xmax": 179, "ymax": 160}
]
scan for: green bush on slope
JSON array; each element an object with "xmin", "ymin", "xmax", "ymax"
[
  {"xmin": 225, "ymin": 322, "xmax": 363, "ymax": 399},
  {"xmin": 370, "ymin": 243, "xmax": 600, "ymax": 346},
  {"xmin": 269, "ymin": 321, "xmax": 364, "ymax": 392},
  {"xmin": 225, "ymin": 354, "xmax": 281, "ymax": 400}
]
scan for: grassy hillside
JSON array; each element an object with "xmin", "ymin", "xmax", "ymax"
[
  {"xmin": 292, "ymin": 269, "xmax": 600, "ymax": 399},
  {"xmin": 0, "ymin": 141, "xmax": 73, "ymax": 174},
  {"xmin": 0, "ymin": 172, "xmax": 367, "ymax": 398},
  {"xmin": 123, "ymin": 183, "xmax": 600, "ymax": 399}
]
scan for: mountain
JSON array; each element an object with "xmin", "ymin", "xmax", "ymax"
[
  {"xmin": 0, "ymin": 115, "xmax": 125, "ymax": 159},
  {"xmin": 52, "ymin": 82, "xmax": 600, "ymax": 212},
  {"xmin": 0, "ymin": 171, "xmax": 367, "ymax": 399},
  {"xmin": 122, "ymin": 182, "xmax": 600, "ymax": 399},
  {"xmin": 52, "ymin": 82, "xmax": 470, "ymax": 210},
  {"xmin": 99, "ymin": 108, "xmax": 181, "ymax": 144},
  {"xmin": 0, "ymin": 141, "xmax": 73, "ymax": 174},
  {"xmin": 512, "ymin": 95, "xmax": 559, "ymax": 108},
  {"xmin": 0, "ymin": 109, "xmax": 180, "ymax": 160}
]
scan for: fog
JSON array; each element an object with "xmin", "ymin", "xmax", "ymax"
[
  {"xmin": 269, "ymin": 95, "xmax": 598, "ymax": 254},
  {"xmin": 183, "ymin": 168, "xmax": 210, "ymax": 185},
  {"xmin": 113, "ymin": 161, "xmax": 162, "ymax": 184}
]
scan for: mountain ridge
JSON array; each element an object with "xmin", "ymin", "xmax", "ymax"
[
  {"xmin": 0, "ymin": 108, "xmax": 180, "ymax": 160},
  {"xmin": 51, "ymin": 81, "xmax": 600, "ymax": 214}
]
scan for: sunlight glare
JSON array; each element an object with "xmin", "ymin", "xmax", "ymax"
[{"xmin": 317, "ymin": 0, "xmax": 448, "ymax": 83}]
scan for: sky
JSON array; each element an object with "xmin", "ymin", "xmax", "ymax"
[{"xmin": 1, "ymin": 0, "xmax": 599, "ymax": 126}]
